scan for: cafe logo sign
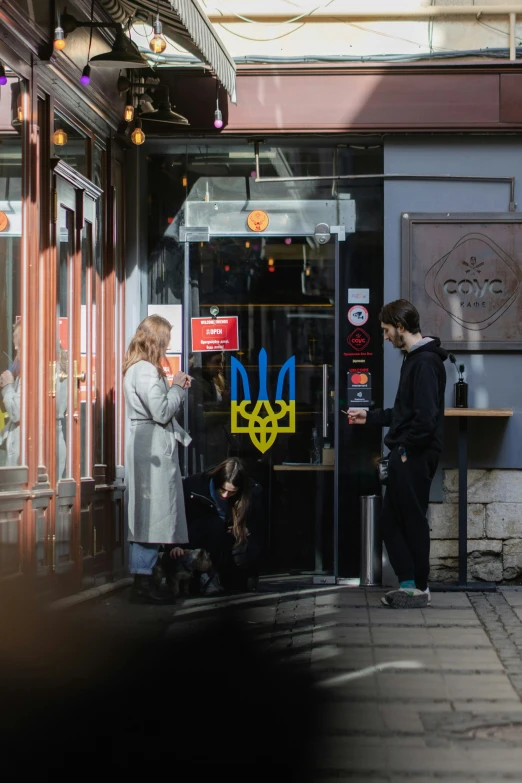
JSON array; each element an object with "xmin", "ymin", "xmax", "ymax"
[
  {"xmin": 347, "ymin": 328, "xmax": 370, "ymax": 352},
  {"xmin": 425, "ymin": 233, "xmax": 522, "ymax": 331}
]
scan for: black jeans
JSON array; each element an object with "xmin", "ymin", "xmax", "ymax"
[{"xmin": 381, "ymin": 447, "xmax": 439, "ymax": 592}]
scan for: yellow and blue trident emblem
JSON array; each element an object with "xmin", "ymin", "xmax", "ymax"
[{"xmin": 231, "ymin": 349, "xmax": 296, "ymax": 454}]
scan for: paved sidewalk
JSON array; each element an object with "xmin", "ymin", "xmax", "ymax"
[{"xmin": 75, "ymin": 579, "xmax": 522, "ymax": 781}]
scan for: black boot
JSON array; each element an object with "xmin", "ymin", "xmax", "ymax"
[{"xmin": 130, "ymin": 574, "xmax": 173, "ymax": 605}]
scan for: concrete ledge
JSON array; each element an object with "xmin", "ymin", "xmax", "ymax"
[{"xmin": 49, "ymin": 578, "xmax": 133, "ymax": 611}]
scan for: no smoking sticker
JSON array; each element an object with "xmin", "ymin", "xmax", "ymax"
[{"xmin": 348, "ymin": 305, "xmax": 368, "ymax": 326}]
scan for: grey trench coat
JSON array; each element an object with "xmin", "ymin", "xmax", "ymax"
[{"xmin": 124, "ymin": 360, "xmax": 191, "ymax": 544}]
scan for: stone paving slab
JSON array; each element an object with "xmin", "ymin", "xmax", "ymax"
[
  {"xmin": 499, "ymin": 589, "xmax": 522, "ymax": 607},
  {"xmin": 365, "ymin": 590, "xmax": 473, "ymax": 609},
  {"xmin": 309, "ymin": 644, "xmax": 503, "ymax": 672},
  {"xmin": 370, "ymin": 626, "xmax": 491, "ymax": 647},
  {"xmin": 368, "ymin": 607, "xmax": 481, "ymax": 626},
  {"xmin": 451, "ymin": 699, "xmax": 522, "ymax": 714},
  {"xmin": 312, "ymin": 625, "xmax": 372, "ymax": 645},
  {"xmin": 314, "ymin": 606, "xmax": 370, "ymax": 622},
  {"xmin": 316, "ymin": 736, "xmax": 522, "ymax": 774},
  {"xmin": 374, "ymin": 646, "xmax": 503, "ymax": 671},
  {"xmin": 315, "ymin": 590, "xmax": 369, "ymax": 607},
  {"xmin": 318, "ymin": 701, "xmax": 454, "ymax": 735}
]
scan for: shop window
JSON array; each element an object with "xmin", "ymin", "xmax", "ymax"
[
  {"xmin": 53, "ymin": 111, "xmax": 89, "ymax": 177},
  {"xmin": 0, "ymin": 75, "xmax": 24, "ymax": 471},
  {"xmin": 92, "ymin": 144, "xmax": 105, "ymax": 466},
  {"xmin": 113, "ymin": 158, "xmax": 125, "ymax": 471}
]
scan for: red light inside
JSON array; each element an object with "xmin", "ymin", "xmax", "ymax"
[
  {"xmin": 268, "ymin": 266, "xmax": 275, "ymax": 273},
  {"xmin": 224, "ymin": 264, "xmax": 231, "ymax": 272},
  {"xmin": 167, "ymin": 217, "xmax": 174, "ymax": 224}
]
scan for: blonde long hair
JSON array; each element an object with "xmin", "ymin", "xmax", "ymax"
[{"xmin": 122, "ymin": 315, "xmax": 171, "ymax": 377}]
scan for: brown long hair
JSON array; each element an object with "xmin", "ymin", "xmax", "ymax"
[
  {"xmin": 122, "ymin": 315, "xmax": 171, "ymax": 377},
  {"xmin": 209, "ymin": 458, "xmax": 251, "ymax": 543}
]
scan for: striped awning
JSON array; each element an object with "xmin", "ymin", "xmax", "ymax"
[{"xmin": 98, "ymin": 0, "xmax": 236, "ymax": 101}]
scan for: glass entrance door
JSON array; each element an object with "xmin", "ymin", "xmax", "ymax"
[
  {"xmin": 50, "ymin": 174, "xmax": 99, "ymax": 582},
  {"xmin": 185, "ymin": 234, "xmax": 339, "ymax": 578}
]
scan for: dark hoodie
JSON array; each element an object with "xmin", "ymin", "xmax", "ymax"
[{"xmin": 366, "ymin": 337, "xmax": 448, "ymax": 455}]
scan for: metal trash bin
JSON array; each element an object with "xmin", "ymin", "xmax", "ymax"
[{"xmin": 360, "ymin": 495, "xmax": 382, "ymax": 586}]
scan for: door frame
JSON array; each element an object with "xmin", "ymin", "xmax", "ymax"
[
  {"xmin": 50, "ymin": 159, "xmax": 102, "ymax": 584},
  {"xmin": 180, "ymin": 224, "xmax": 345, "ymax": 582}
]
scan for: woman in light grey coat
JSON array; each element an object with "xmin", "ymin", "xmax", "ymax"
[{"xmin": 123, "ymin": 315, "xmax": 192, "ymax": 604}]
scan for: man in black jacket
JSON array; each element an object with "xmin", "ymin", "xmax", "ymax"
[{"xmin": 347, "ymin": 299, "xmax": 447, "ymax": 609}]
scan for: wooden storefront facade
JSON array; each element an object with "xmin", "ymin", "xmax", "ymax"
[{"xmin": 0, "ymin": 0, "xmax": 127, "ymax": 597}]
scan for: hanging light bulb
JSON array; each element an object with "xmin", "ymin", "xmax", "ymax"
[
  {"xmin": 213, "ymin": 81, "xmax": 223, "ymax": 129},
  {"xmin": 16, "ymin": 92, "xmax": 22, "ymax": 122},
  {"xmin": 214, "ymin": 109, "xmax": 223, "ymax": 129},
  {"xmin": 214, "ymin": 107, "xmax": 223, "ymax": 130},
  {"xmin": 0, "ymin": 64, "xmax": 7, "ymax": 86},
  {"xmin": 150, "ymin": 14, "xmax": 167, "ymax": 54},
  {"xmin": 131, "ymin": 117, "xmax": 145, "ymax": 145},
  {"xmin": 80, "ymin": 65, "xmax": 91, "ymax": 86},
  {"xmin": 182, "ymin": 175, "xmax": 188, "ymax": 187},
  {"xmin": 53, "ymin": 128, "xmax": 68, "ymax": 146},
  {"xmin": 124, "ymin": 104, "xmax": 134, "ymax": 122},
  {"xmin": 54, "ymin": 25, "xmax": 66, "ymax": 50}
]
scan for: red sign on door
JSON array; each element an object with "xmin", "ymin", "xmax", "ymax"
[{"xmin": 191, "ymin": 317, "xmax": 239, "ymax": 352}]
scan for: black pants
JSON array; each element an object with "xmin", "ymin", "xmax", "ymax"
[{"xmin": 381, "ymin": 447, "xmax": 439, "ymax": 592}]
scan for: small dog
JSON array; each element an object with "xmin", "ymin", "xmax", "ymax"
[{"xmin": 153, "ymin": 549, "xmax": 212, "ymax": 598}]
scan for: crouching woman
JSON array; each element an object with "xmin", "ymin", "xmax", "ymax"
[
  {"xmin": 182, "ymin": 458, "xmax": 263, "ymax": 595},
  {"xmin": 123, "ymin": 315, "xmax": 192, "ymax": 604}
]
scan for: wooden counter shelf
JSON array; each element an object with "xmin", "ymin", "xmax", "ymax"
[
  {"xmin": 273, "ymin": 464, "xmax": 334, "ymax": 471},
  {"xmin": 445, "ymin": 408, "xmax": 513, "ymax": 417}
]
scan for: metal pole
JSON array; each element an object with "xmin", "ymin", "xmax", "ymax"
[
  {"xmin": 510, "ymin": 13, "xmax": 517, "ymax": 61},
  {"xmin": 360, "ymin": 495, "xmax": 382, "ymax": 586},
  {"xmin": 208, "ymin": 5, "xmax": 522, "ymax": 22},
  {"xmin": 183, "ymin": 240, "xmax": 190, "ymax": 477},
  {"xmin": 458, "ymin": 416, "xmax": 468, "ymax": 586},
  {"xmin": 333, "ymin": 235, "xmax": 340, "ymax": 580},
  {"xmin": 322, "ymin": 363, "xmax": 328, "ymax": 439}
]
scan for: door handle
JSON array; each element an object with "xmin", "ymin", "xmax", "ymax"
[
  {"xmin": 73, "ymin": 360, "xmax": 85, "ymax": 409},
  {"xmin": 322, "ymin": 363, "xmax": 328, "ymax": 438},
  {"xmin": 49, "ymin": 361, "xmax": 56, "ymax": 397}
]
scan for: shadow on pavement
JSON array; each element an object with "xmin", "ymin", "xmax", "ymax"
[{"xmin": 0, "ymin": 581, "xmax": 320, "ymax": 781}]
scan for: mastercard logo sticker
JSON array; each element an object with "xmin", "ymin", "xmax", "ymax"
[{"xmin": 351, "ymin": 373, "xmax": 369, "ymax": 385}]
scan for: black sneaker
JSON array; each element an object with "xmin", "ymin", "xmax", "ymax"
[{"xmin": 381, "ymin": 587, "xmax": 429, "ymax": 609}]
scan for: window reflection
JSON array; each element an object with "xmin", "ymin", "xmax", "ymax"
[
  {"xmin": 53, "ymin": 111, "xmax": 88, "ymax": 177},
  {"xmin": 0, "ymin": 76, "xmax": 24, "ymax": 469}
]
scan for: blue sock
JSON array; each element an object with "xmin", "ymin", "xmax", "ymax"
[{"xmin": 399, "ymin": 580, "xmax": 416, "ymax": 590}]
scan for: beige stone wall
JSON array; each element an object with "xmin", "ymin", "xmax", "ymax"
[{"xmin": 429, "ymin": 470, "xmax": 522, "ymax": 583}]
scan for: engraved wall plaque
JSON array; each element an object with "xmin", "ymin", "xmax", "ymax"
[{"xmin": 401, "ymin": 213, "xmax": 522, "ymax": 350}]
